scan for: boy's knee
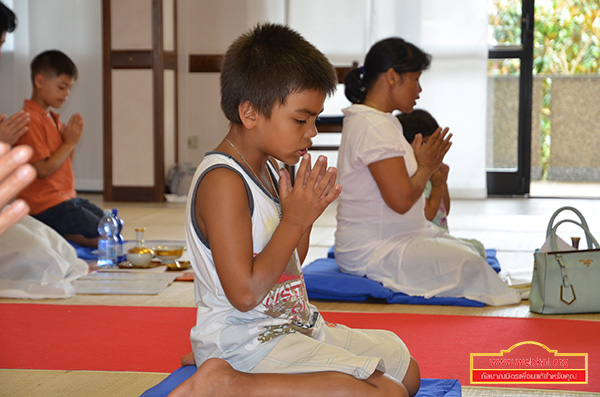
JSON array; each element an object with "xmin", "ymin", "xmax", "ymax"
[{"xmin": 403, "ymin": 357, "xmax": 421, "ymax": 397}]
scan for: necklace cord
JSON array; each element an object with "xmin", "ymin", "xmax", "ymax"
[{"xmin": 224, "ymin": 138, "xmax": 279, "ymax": 199}]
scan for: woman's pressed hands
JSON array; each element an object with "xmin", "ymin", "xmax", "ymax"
[
  {"xmin": 412, "ymin": 127, "xmax": 452, "ymax": 176},
  {"xmin": 278, "ymin": 154, "xmax": 341, "ymax": 231}
]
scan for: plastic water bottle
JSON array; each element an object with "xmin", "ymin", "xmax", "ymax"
[
  {"xmin": 112, "ymin": 208, "xmax": 125, "ymax": 263},
  {"xmin": 97, "ymin": 209, "xmax": 119, "ymax": 268}
]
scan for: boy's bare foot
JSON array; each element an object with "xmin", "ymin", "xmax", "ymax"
[
  {"xmin": 168, "ymin": 357, "xmax": 236, "ymax": 397},
  {"xmin": 180, "ymin": 352, "xmax": 195, "ymax": 366}
]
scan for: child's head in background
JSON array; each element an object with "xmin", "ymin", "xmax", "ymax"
[
  {"xmin": 0, "ymin": 1, "xmax": 17, "ymax": 56},
  {"xmin": 397, "ymin": 109, "xmax": 439, "ymax": 144},
  {"xmin": 30, "ymin": 50, "xmax": 77, "ymax": 110},
  {"xmin": 220, "ymin": 23, "xmax": 338, "ymax": 125}
]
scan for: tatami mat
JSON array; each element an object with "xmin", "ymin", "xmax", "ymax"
[
  {"xmin": 2, "ymin": 194, "xmax": 598, "ymax": 396},
  {"xmin": 0, "ymin": 369, "xmax": 168, "ymax": 397}
]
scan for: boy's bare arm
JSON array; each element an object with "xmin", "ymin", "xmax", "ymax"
[
  {"xmin": 198, "ymin": 155, "xmax": 341, "ymax": 312},
  {"xmin": 33, "ymin": 113, "xmax": 83, "ymax": 178},
  {"xmin": 441, "ymin": 164, "xmax": 450, "ymax": 214},
  {"xmin": 296, "ymin": 227, "xmax": 312, "ymax": 265},
  {"xmin": 424, "ymin": 163, "xmax": 449, "ymax": 220}
]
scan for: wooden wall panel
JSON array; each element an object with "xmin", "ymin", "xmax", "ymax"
[{"xmin": 103, "ymin": 0, "xmax": 178, "ymax": 202}]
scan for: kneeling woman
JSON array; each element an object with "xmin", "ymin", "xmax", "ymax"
[{"xmin": 334, "ymin": 37, "xmax": 521, "ymax": 306}]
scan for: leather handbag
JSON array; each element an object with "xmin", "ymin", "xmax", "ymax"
[{"xmin": 530, "ymin": 206, "xmax": 600, "ymax": 314}]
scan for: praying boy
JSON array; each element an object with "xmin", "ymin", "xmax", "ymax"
[
  {"xmin": 15, "ymin": 50, "xmax": 103, "ymax": 247},
  {"xmin": 171, "ymin": 23, "xmax": 420, "ymax": 397}
]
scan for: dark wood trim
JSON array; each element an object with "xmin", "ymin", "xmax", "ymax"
[
  {"xmin": 488, "ymin": 45, "xmax": 523, "ymax": 59},
  {"xmin": 103, "ymin": 0, "xmax": 179, "ymax": 202},
  {"xmin": 110, "ymin": 186, "xmax": 157, "ymax": 202},
  {"xmin": 152, "ymin": 0, "xmax": 165, "ymax": 202},
  {"xmin": 317, "ymin": 126, "xmax": 342, "ymax": 134},
  {"xmin": 189, "ymin": 54, "xmax": 355, "ymax": 85},
  {"xmin": 110, "ymin": 50, "xmax": 153, "ymax": 68},
  {"xmin": 189, "ymin": 54, "xmax": 224, "ymax": 73},
  {"xmin": 164, "ymin": 51, "xmax": 178, "ymax": 69},
  {"xmin": 101, "ymin": 0, "xmax": 113, "ymax": 201},
  {"xmin": 316, "ymin": 116, "xmax": 344, "ymax": 132},
  {"xmin": 335, "ymin": 62, "xmax": 359, "ymax": 84},
  {"xmin": 308, "ymin": 145, "xmax": 341, "ymax": 151},
  {"xmin": 172, "ymin": 1, "xmax": 179, "ymax": 164},
  {"xmin": 174, "ymin": 66, "xmax": 179, "ymax": 163},
  {"xmin": 315, "ymin": 125, "xmax": 342, "ymax": 132}
]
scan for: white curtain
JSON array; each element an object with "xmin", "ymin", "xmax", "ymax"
[{"xmin": 288, "ymin": 0, "xmax": 488, "ymax": 198}]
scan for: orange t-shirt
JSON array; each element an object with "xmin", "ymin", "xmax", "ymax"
[{"xmin": 15, "ymin": 100, "xmax": 76, "ymax": 215}]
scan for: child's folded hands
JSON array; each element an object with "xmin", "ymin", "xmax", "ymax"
[{"xmin": 278, "ymin": 153, "xmax": 341, "ymax": 232}]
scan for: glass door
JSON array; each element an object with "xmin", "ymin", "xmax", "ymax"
[{"xmin": 486, "ymin": 0, "xmax": 534, "ymax": 195}]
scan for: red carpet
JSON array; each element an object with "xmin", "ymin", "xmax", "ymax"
[
  {"xmin": 324, "ymin": 311, "xmax": 599, "ymax": 393},
  {"xmin": 0, "ymin": 304, "xmax": 598, "ymax": 392}
]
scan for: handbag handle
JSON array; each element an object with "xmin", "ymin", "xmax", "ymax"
[
  {"xmin": 546, "ymin": 206, "xmax": 594, "ymax": 249},
  {"xmin": 549, "ymin": 219, "xmax": 600, "ymax": 252}
]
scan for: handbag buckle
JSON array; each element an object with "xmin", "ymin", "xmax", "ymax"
[{"xmin": 560, "ymin": 284, "xmax": 576, "ymax": 305}]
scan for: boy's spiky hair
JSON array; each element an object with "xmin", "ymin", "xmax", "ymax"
[
  {"xmin": 30, "ymin": 50, "xmax": 77, "ymax": 83},
  {"xmin": 220, "ymin": 23, "xmax": 337, "ymax": 124}
]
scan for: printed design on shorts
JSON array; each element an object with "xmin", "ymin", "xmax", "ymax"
[{"xmin": 258, "ymin": 254, "xmax": 314, "ymax": 343}]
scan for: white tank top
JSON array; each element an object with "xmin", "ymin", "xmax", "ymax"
[{"xmin": 184, "ymin": 152, "xmax": 323, "ymax": 371}]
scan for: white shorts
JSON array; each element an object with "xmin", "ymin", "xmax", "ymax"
[{"xmin": 250, "ymin": 322, "xmax": 411, "ymax": 381}]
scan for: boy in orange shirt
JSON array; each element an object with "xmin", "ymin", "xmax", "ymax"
[{"xmin": 15, "ymin": 50, "xmax": 103, "ymax": 247}]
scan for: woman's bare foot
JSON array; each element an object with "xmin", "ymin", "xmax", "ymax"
[
  {"xmin": 168, "ymin": 357, "xmax": 236, "ymax": 396},
  {"xmin": 181, "ymin": 352, "xmax": 196, "ymax": 366}
]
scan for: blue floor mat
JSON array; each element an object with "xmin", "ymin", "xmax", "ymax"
[
  {"xmin": 140, "ymin": 365, "xmax": 461, "ymax": 396},
  {"xmin": 68, "ymin": 241, "xmax": 97, "ymax": 260},
  {"xmin": 302, "ymin": 248, "xmax": 501, "ymax": 306}
]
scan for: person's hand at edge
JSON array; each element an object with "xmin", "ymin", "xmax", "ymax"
[
  {"xmin": 0, "ymin": 111, "xmax": 30, "ymax": 146},
  {"xmin": 0, "ymin": 143, "xmax": 36, "ymax": 235}
]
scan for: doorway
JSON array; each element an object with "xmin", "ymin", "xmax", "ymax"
[{"xmin": 487, "ymin": 0, "xmax": 600, "ymax": 198}]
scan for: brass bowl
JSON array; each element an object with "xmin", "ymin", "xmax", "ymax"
[
  {"xmin": 119, "ymin": 259, "xmax": 162, "ymax": 269},
  {"xmin": 152, "ymin": 245, "xmax": 185, "ymax": 267},
  {"xmin": 166, "ymin": 260, "xmax": 191, "ymax": 271},
  {"xmin": 152, "ymin": 245, "xmax": 184, "ymax": 257}
]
